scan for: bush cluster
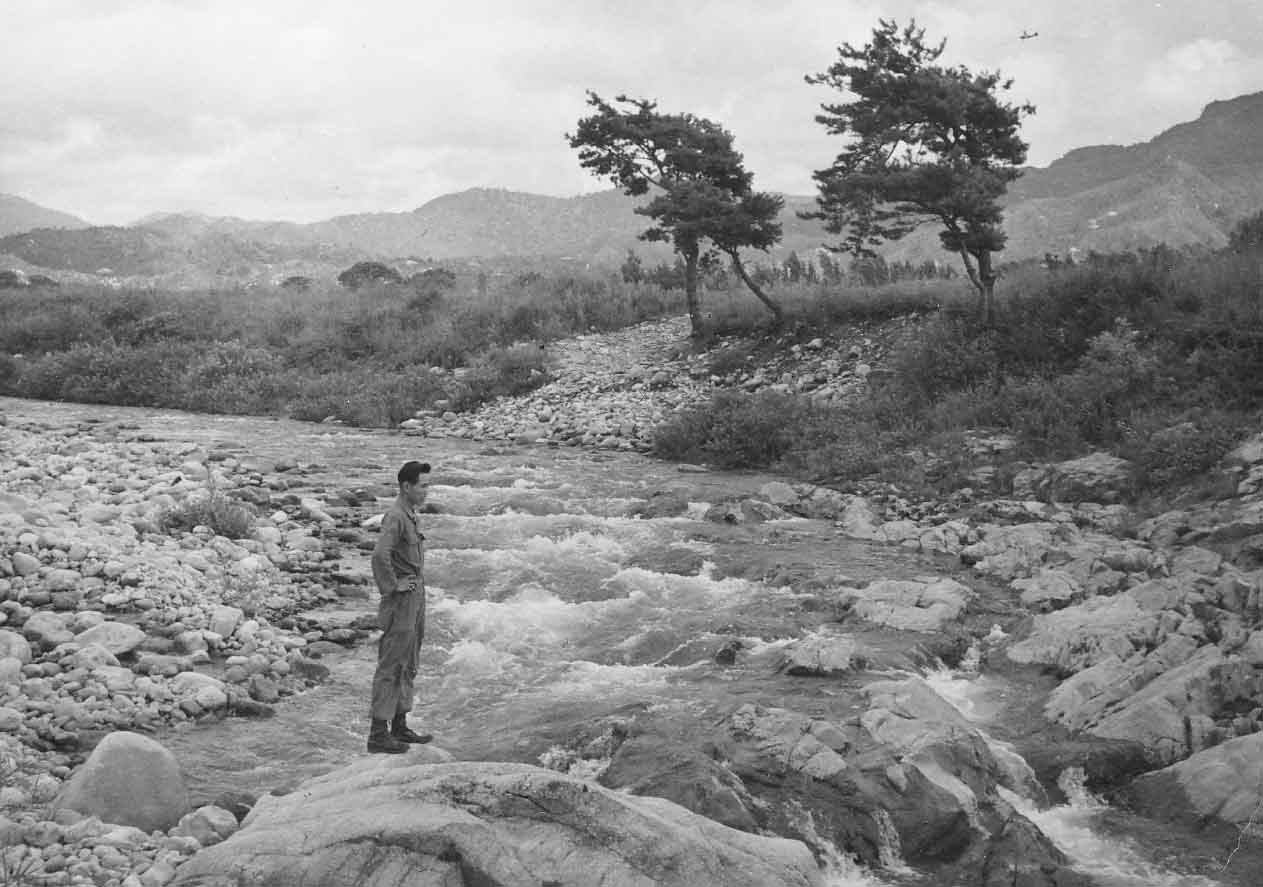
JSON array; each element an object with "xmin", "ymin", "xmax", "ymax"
[
  {"xmin": 158, "ymin": 484, "xmax": 256, "ymax": 539},
  {"xmin": 655, "ymin": 247, "xmax": 1263, "ymax": 499},
  {"xmin": 0, "ymin": 269, "xmax": 682, "ymax": 426}
]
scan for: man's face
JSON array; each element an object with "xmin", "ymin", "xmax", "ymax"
[{"xmin": 403, "ymin": 477, "xmax": 429, "ymax": 507}]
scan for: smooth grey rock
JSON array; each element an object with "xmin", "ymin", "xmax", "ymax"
[
  {"xmin": 1011, "ymin": 569, "xmax": 1083, "ymax": 612},
  {"xmin": 0, "ymin": 629, "xmax": 32, "ymax": 664},
  {"xmin": 1047, "ymin": 452, "xmax": 1134, "ymax": 503},
  {"xmin": 11, "ymin": 552, "xmax": 40, "ymax": 577},
  {"xmin": 779, "ymin": 632, "xmax": 859, "ymax": 676},
  {"xmin": 843, "ymin": 577, "xmax": 973, "ymax": 632},
  {"xmin": 75, "ymin": 621, "xmax": 145, "ymax": 655},
  {"xmin": 22, "ymin": 611, "xmax": 74, "ymax": 647},
  {"xmin": 169, "ymin": 758, "xmax": 822, "ymax": 887},
  {"xmin": 173, "ymin": 805, "xmax": 239, "ymax": 846},
  {"xmin": 57, "ymin": 731, "xmax": 189, "ymax": 831},
  {"xmin": 1129, "ymin": 732, "xmax": 1263, "ymax": 825}
]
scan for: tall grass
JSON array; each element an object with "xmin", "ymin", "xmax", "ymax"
[
  {"xmin": 0, "ymin": 270, "xmax": 685, "ymax": 425},
  {"xmin": 702, "ymin": 277, "xmax": 970, "ymax": 335}
]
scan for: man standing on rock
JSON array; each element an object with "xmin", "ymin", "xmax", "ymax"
[{"xmin": 367, "ymin": 460, "xmax": 434, "ymax": 753}]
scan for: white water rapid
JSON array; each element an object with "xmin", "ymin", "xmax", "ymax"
[{"xmin": 925, "ymin": 651, "xmax": 1230, "ymax": 886}]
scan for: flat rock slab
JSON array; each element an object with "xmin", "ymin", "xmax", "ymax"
[{"xmin": 170, "ymin": 757, "xmax": 822, "ymax": 887}]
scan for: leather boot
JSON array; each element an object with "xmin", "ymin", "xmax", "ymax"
[
  {"xmin": 367, "ymin": 718, "xmax": 407, "ymax": 754},
  {"xmin": 391, "ymin": 713, "xmax": 432, "ymax": 744}
]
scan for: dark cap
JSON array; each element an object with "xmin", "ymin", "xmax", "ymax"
[{"xmin": 398, "ymin": 460, "xmax": 431, "ymax": 485}]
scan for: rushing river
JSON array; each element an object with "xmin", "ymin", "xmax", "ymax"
[
  {"xmin": 135, "ymin": 408, "xmax": 942, "ymax": 797},
  {"xmin": 4, "ymin": 399, "xmax": 1247, "ymax": 886}
]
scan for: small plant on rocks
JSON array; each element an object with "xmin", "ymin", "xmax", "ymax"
[
  {"xmin": 0, "ymin": 843, "xmax": 40, "ymax": 887},
  {"xmin": 218, "ymin": 571, "xmax": 274, "ymax": 619},
  {"xmin": 0, "ymin": 748, "xmax": 54, "ymax": 887},
  {"xmin": 158, "ymin": 475, "xmax": 255, "ymax": 540}
]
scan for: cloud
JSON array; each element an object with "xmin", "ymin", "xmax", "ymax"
[
  {"xmin": 1143, "ymin": 38, "xmax": 1263, "ymax": 106},
  {"xmin": 4, "ymin": 0, "xmax": 1263, "ymax": 223}
]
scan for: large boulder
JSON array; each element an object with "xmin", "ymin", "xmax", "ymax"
[
  {"xmin": 173, "ymin": 805, "xmax": 240, "ymax": 846},
  {"xmin": 1042, "ymin": 644, "xmax": 1262, "ymax": 764},
  {"xmin": 171, "ymin": 672, "xmax": 230, "ymax": 711},
  {"xmin": 21, "ymin": 611, "xmax": 74, "ymax": 648},
  {"xmin": 599, "ymin": 733, "xmax": 759, "ymax": 832},
  {"xmin": 1011, "ymin": 569, "xmax": 1084, "ymax": 613},
  {"xmin": 961, "ymin": 522, "xmax": 1085, "ymax": 581},
  {"xmin": 1127, "ymin": 732, "xmax": 1263, "ymax": 825},
  {"xmin": 778, "ymin": 631, "xmax": 861, "ymax": 676},
  {"xmin": 840, "ymin": 577, "xmax": 973, "ymax": 632},
  {"xmin": 1045, "ymin": 452, "xmax": 1134, "ymax": 503},
  {"xmin": 169, "ymin": 757, "xmax": 822, "ymax": 887},
  {"xmin": 0, "ymin": 630, "xmax": 31, "ymax": 664},
  {"xmin": 210, "ymin": 605, "xmax": 244, "ymax": 639},
  {"xmin": 57, "ymin": 731, "xmax": 189, "ymax": 831},
  {"xmin": 74, "ymin": 621, "xmax": 145, "ymax": 655},
  {"xmin": 714, "ymin": 694, "xmax": 1081, "ymax": 887},
  {"xmin": 860, "ymin": 677, "xmax": 1049, "ymax": 807},
  {"xmin": 1005, "ymin": 593, "xmax": 1162, "ymax": 673}
]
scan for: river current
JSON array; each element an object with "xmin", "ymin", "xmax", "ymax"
[{"xmin": 3, "ymin": 400, "xmax": 1241, "ymax": 886}]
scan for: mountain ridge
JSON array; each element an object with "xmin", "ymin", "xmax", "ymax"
[
  {"xmin": 0, "ymin": 194, "xmax": 91, "ymax": 238},
  {"xmin": 5, "ymin": 90, "xmax": 1263, "ymax": 284}
]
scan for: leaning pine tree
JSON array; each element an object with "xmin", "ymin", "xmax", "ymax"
[
  {"xmin": 568, "ymin": 92, "xmax": 784, "ymax": 337},
  {"xmin": 804, "ymin": 19, "xmax": 1034, "ymax": 324}
]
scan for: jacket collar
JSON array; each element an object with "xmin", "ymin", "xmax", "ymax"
[{"xmin": 393, "ymin": 494, "xmax": 417, "ymax": 520}]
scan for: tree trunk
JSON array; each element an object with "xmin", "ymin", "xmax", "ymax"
[
  {"xmin": 956, "ymin": 245, "xmax": 982, "ymax": 296},
  {"xmin": 727, "ymin": 251, "xmax": 783, "ymax": 324},
  {"xmin": 682, "ymin": 245, "xmax": 703, "ymax": 337},
  {"xmin": 977, "ymin": 249, "xmax": 997, "ymax": 327},
  {"xmin": 956, "ymin": 246, "xmax": 997, "ymax": 325}
]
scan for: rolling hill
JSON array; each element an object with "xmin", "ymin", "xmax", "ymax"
[
  {"xmin": 0, "ymin": 194, "xmax": 91, "ymax": 238},
  {"xmin": 5, "ymin": 90, "xmax": 1263, "ymax": 285}
]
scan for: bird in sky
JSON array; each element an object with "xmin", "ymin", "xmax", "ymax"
[{"xmin": 1020, "ymin": 30, "xmax": 1039, "ymax": 40}]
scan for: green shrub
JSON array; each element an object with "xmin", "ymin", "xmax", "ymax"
[
  {"xmin": 707, "ymin": 342, "xmax": 756, "ymax": 377},
  {"xmin": 652, "ymin": 390, "xmax": 814, "ymax": 469},
  {"xmin": 159, "ymin": 483, "xmax": 256, "ymax": 539},
  {"xmin": 449, "ymin": 343, "xmax": 550, "ymax": 410},
  {"xmin": 287, "ymin": 366, "xmax": 448, "ymax": 427},
  {"xmin": 1120, "ymin": 410, "xmax": 1253, "ymax": 491}
]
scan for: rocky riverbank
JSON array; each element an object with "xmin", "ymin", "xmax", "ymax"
[
  {"xmin": 2, "ymin": 311, "xmax": 1263, "ymax": 885},
  {"xmin": 0, "ymin": 406, "xmax": 388, "ymax": 885},
  {"xmin": 401, "ymin": 313, "xmax": 922, "ymax": 449}
]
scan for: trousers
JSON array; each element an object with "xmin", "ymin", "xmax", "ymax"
[{"xmin": 369, "ymin": 581, "xmax": 426, "ymax": 721}]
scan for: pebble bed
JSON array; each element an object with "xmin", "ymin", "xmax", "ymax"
[
  {"xmin": 0, "ymin": 410, "xmax": 380, "ymax": 886},
  {"xmin": 404, "ymin": 314, "xmax": 925, "ymax": 449}
]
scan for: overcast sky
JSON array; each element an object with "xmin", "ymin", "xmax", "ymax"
[{"xmin": 4, "ymin": 0, "xmax": 1262, "ymax": 226}]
